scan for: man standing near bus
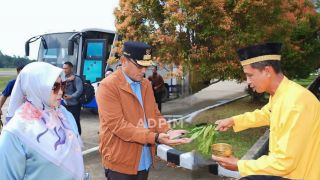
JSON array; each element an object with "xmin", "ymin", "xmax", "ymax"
[
  {"xmin": 96, "ymin": 41, "xmax": 190, "ymax": 180},
  {"xmin": 62, "ymin": 61, "xmax": 83, "ymax": 135}
]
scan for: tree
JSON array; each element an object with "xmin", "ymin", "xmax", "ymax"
[
  {"xmin": 0, "ymin": 51, "xmax": 31, "ymax": 68},
  {"xmin": 114, "ymin": 0, "xmax": 320, "ymax": 91}
]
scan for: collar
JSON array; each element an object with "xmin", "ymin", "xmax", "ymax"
[
  {"xmin": 270, "ymin": 76, "xmax": 289, "ymax": 102},
  {"xmin": 122, "ymin": 70, "xmax": 141, "ymax": 85},
  {"xmin": 114, "ymin": 69, "xmax": 147, "ymax": 96},
  {"xmin": 65, "ymin": 73, "xmax": 74, "ymax": 78}
]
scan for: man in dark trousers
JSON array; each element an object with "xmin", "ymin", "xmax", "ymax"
[
  {"xmin": 97, "ymin": 41, "xmax": 190, "ymax": 180},
  {"xmin": 62, "ymin": 61, "xmax": 83, "ymax": 135},
  {"xmin": 148, "ymin": 66, "xmax": 164, "ymax": 112}
]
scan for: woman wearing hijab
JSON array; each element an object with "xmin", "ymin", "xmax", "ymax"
[{"xmin": 0, "ymin": 62, "xmax": 85, "ymax": 180}]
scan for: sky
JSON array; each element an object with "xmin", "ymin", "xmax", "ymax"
[{"xmin": 0, "ymin": 0, "xmax": 119, "ymax": 59}]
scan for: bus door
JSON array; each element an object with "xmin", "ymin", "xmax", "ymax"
[{"xmin": 80, "ymin": 39, "xmax": 106, "ymax": 109}]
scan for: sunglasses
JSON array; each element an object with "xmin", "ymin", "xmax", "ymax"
[{"xmin": 52, "ymin": 81, "xmax": 66, "ymax": 94}]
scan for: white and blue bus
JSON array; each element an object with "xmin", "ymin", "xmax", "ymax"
[{"xmin": 25, "ymin": 28, "xmax": 118, "ymax": 110}]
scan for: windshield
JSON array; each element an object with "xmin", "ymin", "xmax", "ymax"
[{"xmin": 38, "ymin": 32, "xmax": 79, "ymax": 72}]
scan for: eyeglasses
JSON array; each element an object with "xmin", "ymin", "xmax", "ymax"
[{"xmin": 52, "ymin": 81, "xmax": 66, "ymax": 94}]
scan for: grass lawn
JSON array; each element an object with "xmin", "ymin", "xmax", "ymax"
[
  {"xmin": 293, "ymin": 74, "xmax": 318, "ymax": 87},
  {"xmin": 0, "ymin": 76, "xmax": 15, "ymax": 91},
  {"xmin": 0, "ymin": 68, "xmax": 15, "ymax": 72},
  {"xmin": 172, "ymin": 96, "xmax": 268, "ymax": 159}
]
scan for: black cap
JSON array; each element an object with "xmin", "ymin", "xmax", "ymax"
[
  {"xmin": 237, "ymin": 43, "xmax": 282, "ymax": 66},
  {"xmin": 123, "ymin": 41, "xmax": 153, "ymax": 67}
]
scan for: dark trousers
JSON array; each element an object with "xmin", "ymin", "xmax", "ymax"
[
  {"xmin": 154, "ymin": 91, "xmax": 162, "ymax": 112},
  {"xmin": 240, "ymin": 175, "xmax": 291, "ymax": 180},
  {"xmin": 105, "ymin": 169, "xmax": 149, "ymax": 180},
  {"xmin": 65, "ymin": 104, "xmax": 82, "ymax": 135}
]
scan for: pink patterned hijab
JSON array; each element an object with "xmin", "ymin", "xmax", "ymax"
[{"xmin": 4, "ymin": 62, "xmax": 84, "ymax": 180}]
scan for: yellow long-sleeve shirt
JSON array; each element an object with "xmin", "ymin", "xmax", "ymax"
[{"xmin": 232, "ymin": 77, "xmax": 320, "ymax": 179}]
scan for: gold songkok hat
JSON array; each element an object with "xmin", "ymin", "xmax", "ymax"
[{"xmin": 237, "ymin": 43, "xmax": 282, "ymax": 66}]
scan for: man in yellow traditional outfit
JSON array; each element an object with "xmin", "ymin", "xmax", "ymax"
[{"xmin": 213, "ymin": 42, "xmax": 320, "ymax": 180}]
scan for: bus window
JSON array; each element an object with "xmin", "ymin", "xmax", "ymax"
[
  {"xmin": 87, "ymin": 42, "xmax": 104, "ymax": 58},
  {"xmin": 82, "ymin": 39, "xmax": 106, "ymax": 83}
]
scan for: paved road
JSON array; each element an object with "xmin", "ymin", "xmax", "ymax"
[
  {"xmin": 162, "ymin": 80, "xmax": 247, "ymax": 115},
  {"xmin": 0, "ymin": 71, "xmax": 16, "ymax": 77},
  {"xmin": 84, "ymin": 150, "xmax": 225, "ymax": 180}
]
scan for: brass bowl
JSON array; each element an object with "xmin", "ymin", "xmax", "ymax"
[{"xmin": 211, "ymin": 143, "xmax": 233, "ymax": 157}]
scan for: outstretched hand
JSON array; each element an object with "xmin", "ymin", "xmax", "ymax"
[
  {"xmin": 215, "ymin": 118, "xmax": 234, "ymax": 132},
  {"xmin": 158, "ymin": 131, "xmax": 192, "ymax": 146},
  {"xmin": 167, "ymin": 129, "xmax": 188, "ymax": 140}
]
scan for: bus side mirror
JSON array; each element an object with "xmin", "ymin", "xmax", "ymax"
[
  {"xmin": 41, "ymin": 38, "xmax": 48, "ymax": 49},
  {"xmin": 25, "ymin": 42, "xmax": 30, "ymax": 56},
  {"xmin": 68, "ymin": 32, "xmax": 81, "ymax": 56},
  {"xmin": 68, "ymin": 39, "xmax": 74, "ymax": 56}
]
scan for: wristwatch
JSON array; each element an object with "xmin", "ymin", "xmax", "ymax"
[{"xmin": 155, "ymin": 133, "xmax": 160, "ymax": 144}]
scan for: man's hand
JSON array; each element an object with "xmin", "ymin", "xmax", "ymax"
[
  {"xmin": 167, "ymin": 129, "xmax": 188, "ymax": 140},
  {"xmin": 158, "ymin": 133, "xmax": 191, "ymax": 146},
  {"xmin": 67, "ymin": 75, "xmax": 75, "ymax": 82},
  {"xmin": 63, "ymin": 95, "xmax": 72, "ymax": 100},
  {"xmin": 212, "ymin": 155, "xmax": 239, "ymax": 171},
  {"xmin": 215, "ymin": 118, "xmax": 235, "ymax": 132}
]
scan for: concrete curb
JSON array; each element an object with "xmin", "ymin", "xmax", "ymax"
[
  {"xmin": 242, "ymin": 130, "xmax": 269, "ymax": 160},
  {"xmin": 157, "ymin": 144, "xmax": 195, "ymax": 170},
  {"xmin": 157, "ymin": 144, "xmax": 241, "ymax": 179},
  {"xmin": 83, "ymin": 146, "xmax": 99, "ymax": 156}
]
